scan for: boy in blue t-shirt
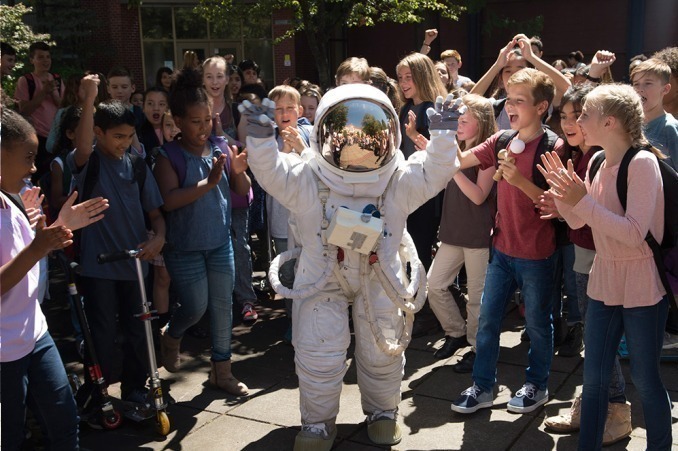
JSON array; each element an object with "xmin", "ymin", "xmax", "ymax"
[
  {"xmin": 632, "ymin": 58, "xmax": 678, "ymax": 169},
  {"xmin": 68, "ymin": 74, "xmax": 166, "ymax": 402}
]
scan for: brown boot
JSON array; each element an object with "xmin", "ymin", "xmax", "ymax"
[
  {"xmin": 544, "ymin": 394, "xmax": 581, "ymax": 432},
  {"xmin": 602, "ymin": 402, "xmax": 631, "ymax": 446},
  {"xmin": 209, "ymin": 360, "xmax": 249, "ymax": 396},
  {"xmin": 160, "ymin": 329, "xmax": 182, "ymax": 373}
]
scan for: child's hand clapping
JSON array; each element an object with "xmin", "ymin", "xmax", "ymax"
[
  {"xmin": 30, "ymin": 215, "xmax": 73, "ymax": 257},
  {"xmin": 281, "ymin": 127, "xmax": 306, "ymax": 154},
  {"xmin": 232, "ymin": 147, "xmax": 249, "ymax": 174},
  {"xmin": 207, "ymin": 153, "xmax": 228, "ymax": 187},
  {"xmin": 538, "ymin": 151, "xmax": 587, "ymax": 206}
]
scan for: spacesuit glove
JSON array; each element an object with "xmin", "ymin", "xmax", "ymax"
[
  {"xmin": 238, "ymin": 98, "xmax": 276, "ymax": 139},
  {"xmin": 426, "ymin": 94, "xmax": 466, "ymax": 132}
]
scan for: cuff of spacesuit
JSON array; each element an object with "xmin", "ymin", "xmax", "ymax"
[{"xmin": 429, "ymin": 129, "xmax": 457, "ymax": 138}]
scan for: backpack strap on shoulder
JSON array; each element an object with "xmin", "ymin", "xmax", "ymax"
[
  {"xmin": 588, "ymin": 151, "xmax": 606, "ymax": 183},
  {"xmin": 494, "ymin": 130, "xmax": 519, "ymax": 168},
  {"xmin": 616, "ymin": 147, "xmax": 641, "ymax": 211},
  {"xmin": 532, "ymin": 128, "xmax": 560, "ymax": 190},
  {"xmin": 129, "ymin": 152, "xmax": 147, "ymax": 192},
  {"xmin": 80, "ymin": 151, "xmax": 100, "ymax": 202},
  {"xmin": 162, "ymin": 140, "xmax": 188, "ymax": 187}
]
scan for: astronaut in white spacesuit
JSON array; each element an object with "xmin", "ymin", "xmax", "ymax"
[{"xmin": 241, "ymin": 84, "xmax": 463, "ymax": 450}]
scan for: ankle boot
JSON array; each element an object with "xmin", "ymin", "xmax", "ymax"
[
  {"xmin": 602, "ymin": 402, "xmax": 632, "ymax": 446},
  {"xmin": 544, "ymin": 394, "xmax": 581, "ymax": 432},
  {"xmin": 161, "ymin": 329, "xmax": 182, "ymax": 373},
  {"xmin": 209, "ymin": 360, "xmax": 249, "ymax": 396}
]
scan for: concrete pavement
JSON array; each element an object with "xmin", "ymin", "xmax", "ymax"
[{"xmin": 45, "ymin": 286, "xmax": 678, "ymax": 450}]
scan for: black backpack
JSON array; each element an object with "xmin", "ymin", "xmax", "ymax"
[
  {"xmin": 494, "ymin": 128, "xmax": 564, "ymax": 191},
  {"xmin": 588, "ymin": 147, "xmax": 678, "ymax": 308},
  {"xmin": 78, "ymin": 150, "xmax": 147, "ymax": 203},
  {"xmin": 24, "ymin": 72, "xmax": 62, "ymax": 100}
]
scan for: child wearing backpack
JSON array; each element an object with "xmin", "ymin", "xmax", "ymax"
[
  {"xmin": 153, "ymin": 68, "xmax": 251, "ymax": 396},
  {"xmin": 68, "ymin": 74, "xmax": 166, "ymax": 404},
  {"xmin": 539, "ymin": 83, "xmax": 672, "ymax": 450},
  {"xmin": 542, "ymin": 84, "xmax": 632, "ymax": 446},
  {"xmin": 451, "ymin": 67, "xmax": 565, "ymax": 415}
]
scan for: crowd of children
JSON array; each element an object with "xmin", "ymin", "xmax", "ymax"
[{"xmin": 1, "ymin": 34, "xmax": 677, "ymax": 450}]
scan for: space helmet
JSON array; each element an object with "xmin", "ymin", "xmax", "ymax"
[{"xmin": 312, "ymin": 84, "xmax": 400, "ymax": 177}]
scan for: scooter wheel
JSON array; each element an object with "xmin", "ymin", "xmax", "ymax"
[
  {"xmin": 156, "ymin": 410, "xmax": 171, "ymax": 435},
  {"xmin": 102, "ymin": 410, "xmax": 123, "ymax": 430}
]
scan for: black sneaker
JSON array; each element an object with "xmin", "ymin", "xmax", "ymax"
[
  {"xmin": 434, "ymin": 335, "xmax": 469, "ymax": 359},
  {"xmin": 453, "ymin": 350, "xmax": 476, "ymax": 373},
  {"xmin": 558, "ymin": 323, "xmax": 584, "ymax": 357}
]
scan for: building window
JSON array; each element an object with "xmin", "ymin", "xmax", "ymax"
[{"xmin": 139, "ymin": 4, "xmax": 273, "ymax": 89}]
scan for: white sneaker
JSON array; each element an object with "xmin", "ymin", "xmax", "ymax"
[
  {"xmin": 663, "ymin": 331, "xmax": 678, "ymax": 350},
  {"xmin": 293, "ymin": 422, "xmax": 337, "ymax": 451}
]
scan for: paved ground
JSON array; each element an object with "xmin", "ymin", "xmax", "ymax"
[{"xmin": 41, "ymin": 271, "xmax": 678, "ymax": 451}]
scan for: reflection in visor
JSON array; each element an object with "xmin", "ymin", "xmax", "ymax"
[{"xmin": 319, "ymin": 99, "xmax": 396, "ymax": 172}]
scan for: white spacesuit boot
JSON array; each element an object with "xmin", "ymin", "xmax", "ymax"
[
  {"xmin": 367, "ymin": 409, "xmax": 402, "ymax": 445},
  {"xmin": 293, "ymin": 420, "xmax": 337, "ymax": 451}
]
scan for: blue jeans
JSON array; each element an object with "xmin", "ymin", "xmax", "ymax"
[
  {"xmin": 575, "ymin": 272, "xmax": 626, "ymax": 403},
  {"xmin": 552, "ymin": 244, "xmax": 581, "ymax": 324},
  {"xmin": 165, "ymin": 241, "xmax": 235, "ymax": 362},
  {"xmin": 580, "ymin": 297, "xmax": 671, "ymax": 450},
  {"xmin": 231, "ymin": 207, "xmax": 257, "ymax": 307},
  {"xmin": 473, "ymin": 248, "xmax": 555, "ymax": 392},
  {"xmin": 1, "ymin": 333, "xmax": 79, "ymax": 450}
]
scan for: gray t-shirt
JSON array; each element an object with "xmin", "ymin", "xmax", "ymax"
[
  {"xmin": 67, "ymin": 147, "xmax": 164, "ymax": 280},
  {"xmin": 644, "ymin": 113, "xmax": 678, "ymax": 169}
]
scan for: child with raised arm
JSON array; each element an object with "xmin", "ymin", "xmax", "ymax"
[
  {"xmin": 542, "ymin": 84, "xmax": 632, "ymax": 446},
  {"xmin": 471, "ymin": 34, "xmax": 571, "ymax": 130},
  {"xmin": 451, "ymin": 68, "xmax": 565, "ymax": 415},
  {"xmin": 68, "ymin": 74, "xmax": 166, "ymax": 404},
  {"xmin": 539, "ymin": 83, "xmax": 672, "ymax": 450}
]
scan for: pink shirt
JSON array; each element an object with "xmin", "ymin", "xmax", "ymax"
[
  {"xmin": 0, "ymin": 193, "xmax": 48, "ymax": 362},
  {"xmin": 471, "ymin": 131, "xmax": 565, "ymax": 259},
  {"xmin": 556, "ymin": 150, "xmax": 665, "ymax": 307},
  {"xmin": 14, "ymin": 73, "xmax": 65, "ymax": 138}
]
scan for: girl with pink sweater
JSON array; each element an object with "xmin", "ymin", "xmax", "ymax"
[{"xmin": 540, "ymin": 83, "xmax": 671, "ymax": 450}]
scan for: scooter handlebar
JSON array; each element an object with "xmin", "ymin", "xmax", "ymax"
[{"xmin": 97, "ymin": 249, "xmax": 140, "ymax": 264}]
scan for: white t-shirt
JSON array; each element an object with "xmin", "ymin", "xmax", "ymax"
[{"xmin": 0, "ymin": 192, "xmax": 48, "ymax": 362}]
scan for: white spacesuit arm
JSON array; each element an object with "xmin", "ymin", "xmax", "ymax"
[
  {"xmin": 245, "ymin": 136, "xmax": 315, "ymax": 214},
  {"xmin": 392, "ymin": 129, "xmax": 460, "ymax": 216}
]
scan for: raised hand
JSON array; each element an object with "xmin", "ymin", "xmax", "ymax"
[
  {"xmin": 20, "ymin": 186, "xmax": 44, "ymax": 211},
  {"xmin": 496, "ymin": 38, "xmax": 518, "ymax": 68},
  {"xmin": 238, "ymin": 98, "xmax": 276, "ymax": 139},
  {"xmin": 423, "ymin": 29, "xmax": 438, "ymax": 46},
  {"xmin": 81, "ymin": 74, "xmax": 100, "ymax": 103},
  {"xmin": 589, "ymin": 50, "xmax": 616, "ymax": 79},
  {"xmin": 426, "ymin": 94, "xmax": 467, "ymax": 132}
]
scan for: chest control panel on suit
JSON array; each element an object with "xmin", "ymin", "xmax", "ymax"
[{"xmin": 327, "ymin": 207, "xmax": 383, "ymax": 254}]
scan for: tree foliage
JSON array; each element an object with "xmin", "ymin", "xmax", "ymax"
[
  {"xmin": 197, "ymin": 0, "xmax": 467, "ymax": 87},
  {"xmin": 0, "ymin": 4, "xmax": 52, "ymax": 95},
  {"xmin": 0, "ymin": 4, "xmax": 52, "ymax": 70}
]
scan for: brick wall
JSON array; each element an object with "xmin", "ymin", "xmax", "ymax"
[
  {"xmin": 272, "ymin": 9, "xmax": 296, "ymax": 86},
  {"xmin": 82, "ymin": 0, "xmax": 143, "ymax": 88}
]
